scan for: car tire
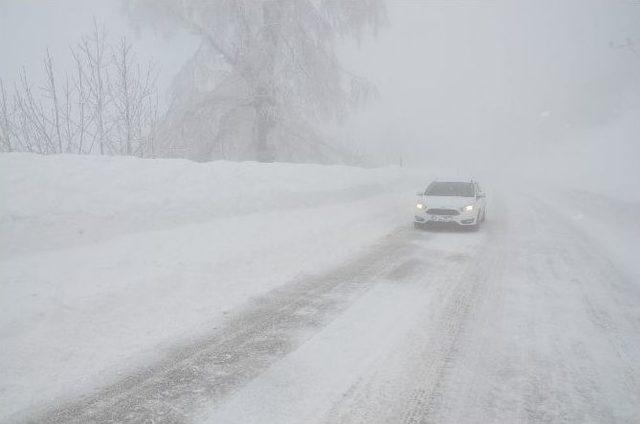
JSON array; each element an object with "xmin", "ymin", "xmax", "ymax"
[{"xmin": 414, "ymin": 222, "xmax": 423, "ymax": 230}]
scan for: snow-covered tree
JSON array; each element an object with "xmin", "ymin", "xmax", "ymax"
[
  {"xmin": 128, "ymin": 0, "xmax": 386, "ymax": 162},
  {"xmin": 0, "ymin": 22, "xmax": 159, "ymax": 157},
  {"xmin": 111, "ymin": 36, "xmax": 158, "ymax": 156}
]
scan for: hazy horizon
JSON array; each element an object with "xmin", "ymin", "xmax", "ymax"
[{"xmin": 1, "ymin": 0, "xmax": 638, "ymax": 185}]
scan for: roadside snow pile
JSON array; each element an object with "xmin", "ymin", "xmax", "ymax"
[
  {"xmin": 0, "ymin": 153, "xmax": 420, "ymax": 421},
  {"xmin": 550, "ymin": 189, "xmax": 640, "ymax": 283},
  {"xmin": 1, "ymin": 153, "xmax": 415, "ymax": 258},
  {"xmin": 531, "ymin": 109, "xmax": 640, "ymax": 201}
]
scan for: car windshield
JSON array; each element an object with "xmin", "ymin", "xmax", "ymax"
[{"xmin": 425, "ymin": 182, "xmax": 475, "ymax": 197}]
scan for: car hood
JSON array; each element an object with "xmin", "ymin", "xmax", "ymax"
[{"xmin": 422, "ymin": 195, "xmax": 475, "ymax": 209}]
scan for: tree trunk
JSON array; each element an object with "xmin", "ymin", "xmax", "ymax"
[{"xmin": 254, "ymin": 96, "xmax": 275, "ymax": 163}]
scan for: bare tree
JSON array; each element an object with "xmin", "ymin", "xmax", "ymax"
[
  {"xmin": 14, "ymin": 67, "xmax": 56, "ymax": 153},
  {"xmin": 113, "ymin": 37, "xmax": 134, "ymax": 155},
  {"xmin": 74, "ymin": 20, "xmax": 110, "ymax": 155},
  {"xmin": 0, "ymin": 78, "xmax": 12, "ymax": 152},
  {"xmin": 61, "ymin": 74, "xmax": 74, "ymax": 153},
  {"xmin": 42, "ymin": 49, "xmax": 64, "ymax": 152},
  {"xmin": 3, "ymin": 20, "xmax": 160, "ymax": 158},
  {"xmin": 111, "ymin": 37, "xmax": 157, "ymax": 156},
  {"xmin": 70, "ymin": 48, "xmax": 91, "ymax": 154},
  {"xmin": 145, "ymin": 91, "xmax": 160, "ymax": 157}
]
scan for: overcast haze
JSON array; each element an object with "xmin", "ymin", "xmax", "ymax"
[
  {"xmin": 2, "ymin": 2, "xmax": 640, "ymax": 423},
  {"xmin": 0, "ymin": 0, "xmax": 198, "ymax": 105},
  {"xmin": 3, "ymin": 0, "xmax": 639, "ymax": 175},
  {"xmin": 342, "ymin": 1, "xmax": 640, "ymax": 173}
]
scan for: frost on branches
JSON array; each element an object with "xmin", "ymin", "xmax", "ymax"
[
  {"xmin": 0, "ymin": 22, "xmax": 159, "ymax": 157},
  {"xmin": 129, "ymin": 0, "xmax": 386, "ymax": 163}
]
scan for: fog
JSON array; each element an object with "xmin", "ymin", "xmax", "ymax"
[
  {"xmin": 2, "ymin": 1, "xmax": 638, "ymax": 191},
  {"xmin": 341, "ymin": 1, "xmax": 640, "ymax": 193},
  {"xmin": 0, "ymin": 0, "xmax": 198, "ymax": 104},
  {"xmin": 2, "ymin": 2, "xmax": 640, "ymax": 423}
]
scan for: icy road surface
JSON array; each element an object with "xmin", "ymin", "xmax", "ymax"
[{"xmin": 10, "ymin": 190, "xmax": 639, "ymax": 424}]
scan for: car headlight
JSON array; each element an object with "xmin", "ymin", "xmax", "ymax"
[
  {"xmin": 416, "ymin": 203, "xmax": 425, "ymax": 210},
  {"xmin": 462, "ymin": 205, "xmax": 474, "ymax": 212}
]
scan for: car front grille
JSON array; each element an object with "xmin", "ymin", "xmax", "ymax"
[{"xmin": 427, "ymin": 208, "xmax": 460, "ymax": 216}]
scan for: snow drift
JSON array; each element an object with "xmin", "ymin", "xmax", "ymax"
[{"xmin": 0, "ymin": 153, "xmax": 419, "ymax": 420}]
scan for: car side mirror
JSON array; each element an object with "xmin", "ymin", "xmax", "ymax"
[
  {"xmin": 416, "ymin": 191, "xmax": 424, "ymax": 196},
  {"xmin": 476, "ymin": 193, "xmax": 485, "ymax": 199}
]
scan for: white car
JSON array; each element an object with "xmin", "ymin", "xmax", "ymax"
[{"xmin": 414, "ymin": 180, "xmax": 486, "ymax": 229}]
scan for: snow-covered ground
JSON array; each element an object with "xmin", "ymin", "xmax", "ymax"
[
  {"xmin": 0, "ymin": 153, "xmax": 421, "ymax": 421},
  {"xmin": 1, "ymin": 154, "xmax": 639, "ymax": 423},
  {"xmin": 198, "ymin": 189, "xmax": 640, "ymax": 424}
]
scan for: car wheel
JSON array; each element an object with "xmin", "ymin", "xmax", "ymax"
[{"xmin": 414, "ymin": 222, "xmax": 423, "ymax": 230}]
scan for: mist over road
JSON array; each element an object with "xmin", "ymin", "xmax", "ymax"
[
  {"xmin": 2, "ymin": 1, "xmax": 639, "ymax": 423},
  {"xmin": 13, "ymin": 187, "xmax": 639, "ymax": 424}
]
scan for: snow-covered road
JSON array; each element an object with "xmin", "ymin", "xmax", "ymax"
[
  {"xmin": 2, "ymin": 156, "xmax": 639, "ymax": 423},
  {"xmin": 201, "ymin": 191, "xmax": 640, "ymax": 424},
  {"xmin": 11, "ymin": 190, "xmax": 639, "ymax": 423}
]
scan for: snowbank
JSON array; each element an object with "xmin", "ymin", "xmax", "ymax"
[
  {"xmin": 550, "ymin": 189, "xmax": 640, "ymax": 284},
  {"xmin": 0, "ymin": 153, "xmax": 420, "ymax": 420},
  {"xmin": 1, "ymin": 153, "xmax": 417, "ymax": 258},
  {"xmin": 509, "ymin": 109, "xmax": 640, "ymax": 202}
]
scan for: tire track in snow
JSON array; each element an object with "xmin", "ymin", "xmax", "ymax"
[
  {"xmin": 419, "ymin": 194, "xmax": 640, "ymax": 423},
  {"xmin": 324, "ymin": 192, "xmax": 639, "ymax": 424},
  {"xmin": 321, "ymin": 220, "xmax": 499, "ymax": 424},
  {"xmin": 398, "ymin": 223, "xmax": 506, "ymax": 424},
  {"xmin": 532, "ymin": 198, "xmax": 640, "ymax": 416},
  {"xmin": 425, "ymin": 194, "xmax": 640, "ymax": 424},
  {"xmin": 16, "ymin": 227, "xmax": 421, "ymax": 424}
]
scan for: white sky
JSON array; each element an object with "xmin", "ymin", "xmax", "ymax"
[
  {"xmin": 0, "ymin": 0, "xmax": 198, "ymax": 105},
  {"xmin": 1, "ymin": 0, "xmax": 639, "ymax": 170},
  {"xmin": 340, "ymin": 0, "xmax": 640, "ymax": 166}
]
